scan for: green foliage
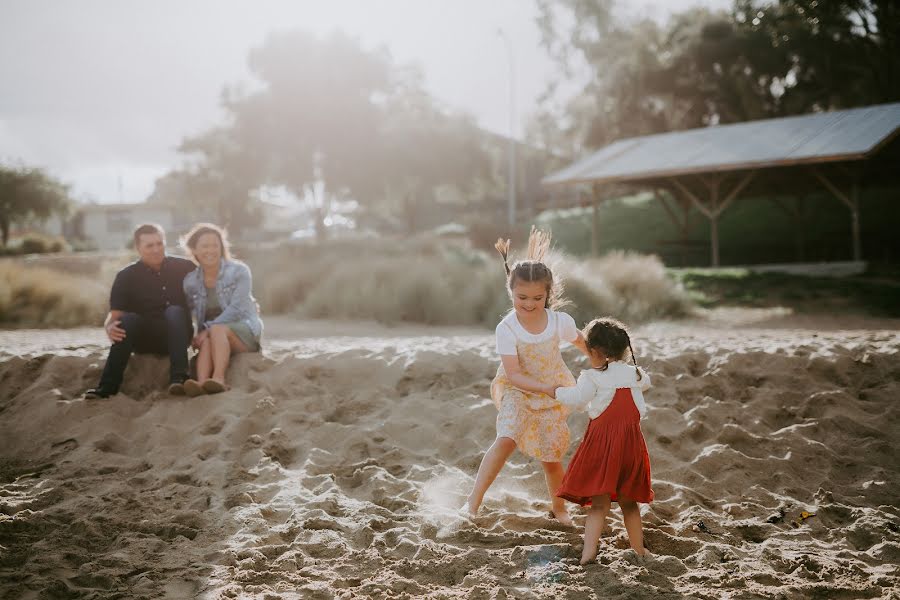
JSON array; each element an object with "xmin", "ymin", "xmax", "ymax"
[
  {"xmin": 532, "ymin": 185, "xmax": 900, "ymax": 265},
  {"xmin": 673, "ymin": 268, "xmax": 900, "ymax": 317},
  {"xmin": 0, "ymin": 164, "xmax": 72, "ymax": 247},
  {"xmin": 533, "ymin": 0, "xmax": 900, "ymax": 153}
]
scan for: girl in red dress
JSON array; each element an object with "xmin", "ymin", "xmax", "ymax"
[{"xmin": 553, "ymin": 317, "xmax": 653, "ymax": 564}]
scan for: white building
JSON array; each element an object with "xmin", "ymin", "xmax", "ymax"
[{"xmin": 73, "ymin": 203, "xmax": 175, "ymax": 250}]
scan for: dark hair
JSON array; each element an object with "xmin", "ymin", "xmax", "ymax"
[
  {"xmin": 495, "ymin": 227, "xmax": 566, "ymax": 310},
  {"xmin": 133, "ymin": 223, "xmax": 165, "ymax": 248},
  {"xmin": 180, "ymin": 222, "xmax": 232, "ymax": 262},
  {"xmin": 583, "ymin": 317, "xmax": 642, "ymax": 380}
]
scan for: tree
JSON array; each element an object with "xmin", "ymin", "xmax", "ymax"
[
  {"xmin": 175, "ymin": 127, "xmax": 266, "ymax": 237},
  {"xmin": 733, "ymin": 0, "xmax": 900, "ymax": 112},
  {"xmin": 224, "ymin": 30, "xmax": 394, "ymax": 239},
  {"xmin": 0, "ymin": 164, "xmax": 71, "ymax": 246},
  {"xmin": 532, "ymin": 0, "xmax": 900, "ymax": 154},
  {"xmin": 159, "ymin": 29, "xmax": 499, "ymax": 239},
  {"xmin": 375, "ymin": 68, "xmax": 491, "ymax": 233}
]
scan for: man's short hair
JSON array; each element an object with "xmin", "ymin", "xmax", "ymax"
[{"xmin": 133, "ymin": 223, "xmax": 166, "ymax": 247}]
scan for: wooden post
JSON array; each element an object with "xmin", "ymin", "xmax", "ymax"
[
  {"xmin": 591, "ymin": 183, "xmax": 601, "ymax": 257},
  {"xmin": 658, "ymin": 188, "xmax": 692, "ymax": 266},
  {"xmin": 771, "ymin": 196, "xmax": 808, "ymax": 261},
  {"xmin": 850, "ymin": 181, "xmax": 861, "ymax": 261},
  {"xmin": 707, "ymin": 176, "xmax": 721, "ymax": 267},
  {"xmin": 673, "ymin": 171, "xmax": 754, "ymax": 268},
  {"xmin": 812, "ymin": 168, "xmax": 862, "ymax": 261}
]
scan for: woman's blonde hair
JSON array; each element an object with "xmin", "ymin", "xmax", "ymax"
[{"xmin": 180, "ymin": 222, "xmax": 232, "ymax": 262}]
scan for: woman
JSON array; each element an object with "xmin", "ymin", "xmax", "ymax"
[{"xmin": 181, "ymin": 223, "xmax": 263, "ymax": 396}]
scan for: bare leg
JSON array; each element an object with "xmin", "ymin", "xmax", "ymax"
[
  {"xmin": 466, "ymin": 437, "xmax": 517, "ymax": 515},
  {"xmin": 581, "ymin": 494, "xmax": 611, "ymax": 565},
  {"xmin": 208, "ymin": 325, "xmax": 248, "ymax": 384},
  {"xmin": 196, "ymin": 337, "xmax": 213, "ymax": 383},
  {"xmin": 619, "ymin": 497, "xmax": 649, "ymax": 556},
  {"xmin": 541, "ymin": 461, "xmax": 572, "ymax": 526}
]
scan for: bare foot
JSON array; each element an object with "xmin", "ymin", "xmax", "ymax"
[
  {"xmin": 579, "ymin": 548, "xmax": 598, "ymax": 565},
  {"xmin": 551, "ymin": 508, "xmax": 573, "ymax": 527},
  {"xmin": 464, "ymin": 496, "xmax": 479, "ymax": 518},
  {"xmin": 632, "ymin": 547, "xmax": 652, "ymax": 562}
]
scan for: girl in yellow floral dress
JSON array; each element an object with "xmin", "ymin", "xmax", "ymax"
[{"xmin": 465, "ymin": 228, "xmax": 589, "ymax": 525}]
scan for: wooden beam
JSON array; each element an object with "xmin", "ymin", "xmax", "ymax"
[
  {"xmin": 716, "ymin": 171, "xmax": 755, "ymax": 216},
  {"xmin": 658, "ymin": 192, "xmax": 684, "ymax": 229},
  {"xmin": 812, "ymin": 168, "xmax": 854, "ymax": 210},
  {"xmin": 709, "ymin": 177, "xmax": 720, "ymax": 267},
  {"xmin": 591, "ymin": 183, "xmax": 601, "ymax": 257},
  {"xmin": 812, "ymin": 167, "xmax": 862, "ymax": 261},
  {"xmin": 671, "ymin": 178, "xmax": 712, "ymax": 219},
  {"xmin": 850, "ymin": 181, "xmax": 861, "ymax": 261}
]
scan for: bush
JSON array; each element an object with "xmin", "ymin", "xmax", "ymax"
[
  {"xmin": 17, "ymin": 234, "xmax": 70, "ymax": 255},
  {"xmin": 243, "ymin": 238, "xmax": 693, "ymax": 327},
  {"xmin": 0, "ymin": 262, "xmax": 107, "ymax": 327},
  {"xmin": 557, "ymin": 251, "xmax": 695, "ymax": 325}
]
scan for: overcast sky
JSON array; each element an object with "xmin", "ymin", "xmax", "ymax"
[{"xmin": 0, "ymin": 0, "xmax": 729, "ymax": 204}]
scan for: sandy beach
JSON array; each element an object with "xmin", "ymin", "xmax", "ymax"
[{"xmin": 1, "ymin": 315, "xmax": 898, "ymax": 599}]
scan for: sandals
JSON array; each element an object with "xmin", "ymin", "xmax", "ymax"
[
  {"xmin": 201, "ymin": 379, "xmax": 230, "ymax": 394},
  {"xmin": 183, "ymin": 379, "xmax": 205, "ymax": 397}
]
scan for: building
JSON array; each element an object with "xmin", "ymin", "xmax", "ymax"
[{"xmin": 69, "ymin": 203, "xmax": 176, "ymax": 250}]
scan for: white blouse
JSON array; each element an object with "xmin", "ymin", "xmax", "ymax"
[
  {"xmin": 556, "ymin": 361, "xmax": 651, "ymax": 420},
  {"xmin": 495, "ymin": 309, "xmax": 579, "ymax": 355}
]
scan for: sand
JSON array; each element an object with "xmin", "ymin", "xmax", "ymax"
[{"xmin": 1, "ymin": 314, "xmax": 898, "ymax": 599}]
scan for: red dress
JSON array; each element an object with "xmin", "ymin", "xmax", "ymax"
[{"xmin": 556, "ymin": 387, "xmax": 654, "ymax": 505}]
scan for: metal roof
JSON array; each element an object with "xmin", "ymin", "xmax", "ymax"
[{"xmin": 543, "ymin": 102, "xmax": 900, "ymax": 186}]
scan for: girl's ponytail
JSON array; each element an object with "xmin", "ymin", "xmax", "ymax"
[{"xmin": 495, "ymin": 238, "xmax": 511, "ymax": 276}]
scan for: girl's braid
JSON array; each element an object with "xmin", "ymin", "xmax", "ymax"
[{"xmin": 624, "ymin": 331, "xmax": 642, "ymax": 381}]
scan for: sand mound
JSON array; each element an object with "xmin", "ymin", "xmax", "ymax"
[{"xmin": 1, "ymin": 323, "xmax": 898, "ymax": 599}]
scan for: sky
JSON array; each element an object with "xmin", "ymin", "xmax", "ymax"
[{"xmin": 0, "ymin": 0, "xmax": 730, "ymax": 204}]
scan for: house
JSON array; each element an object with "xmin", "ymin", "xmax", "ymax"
[{"xmin": 69, "ymin": 203, "xmax": 176, "ymax": 250}]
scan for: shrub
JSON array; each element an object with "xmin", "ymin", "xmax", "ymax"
[
  {"xmin": 243, "ymin": 238, "xmax": 693, "ymax": 327},
  {"xmin": 556, "ymin": 251, "xmax": 695, "ymax": 325},
  {"xmin": 17, "ymin": 234, "xmax": 70, "ymax": 255},
  {"xmin": 0, "ymin": 262, "xmax": 106, "ymax": 327}
]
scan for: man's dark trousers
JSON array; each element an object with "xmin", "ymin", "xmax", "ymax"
[{"xmin": 98, "ymin": 305, "xmax": 191, "ymax": 394}]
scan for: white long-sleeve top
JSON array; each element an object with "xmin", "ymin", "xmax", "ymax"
[{"xmin": 556, "ymin": 361, "xmax": 651, "ymax": 420}]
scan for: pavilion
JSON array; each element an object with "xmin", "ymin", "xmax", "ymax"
[{"xmin": 543, "ymin": 102, "xmax": 900, "ymax": 266}]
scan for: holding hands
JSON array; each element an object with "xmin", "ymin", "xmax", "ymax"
[
  {"xmin": 192, "ymin": 329, "xmax": 209, "ymax": 350},
  {"xmin": 105, "ymin": 320, "xmax": 127, "ymax": 343}
]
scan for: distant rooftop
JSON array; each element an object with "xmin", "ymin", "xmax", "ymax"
[{"xmin": 544, "ymin": 102, "xmax": 900, "ymax": 186}]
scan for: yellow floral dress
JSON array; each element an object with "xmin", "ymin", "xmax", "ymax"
[{"xmin": 491, "ymin": 319, "xmax": 577, "ymax": 462}]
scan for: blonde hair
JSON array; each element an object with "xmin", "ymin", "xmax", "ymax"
[{"xmin": 180, "ymin": 222, "xmax": 232, "ymax": 262}]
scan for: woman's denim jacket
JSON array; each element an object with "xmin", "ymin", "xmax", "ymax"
[{"xmin": 183, "ymin": 259, "xmax": 263, "ymax": 340}]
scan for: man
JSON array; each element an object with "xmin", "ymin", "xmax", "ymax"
[{"xmin": 84, "ymin": 224, "xmax": 196, "ymax": 399}]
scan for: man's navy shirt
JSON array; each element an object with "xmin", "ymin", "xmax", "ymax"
[{"xmin": 109, "ymin": 255, "xmax": 196, "ymax": 318}]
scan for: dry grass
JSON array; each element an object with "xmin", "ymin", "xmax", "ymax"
[
  {"xmin": 557, "ymin": 251, "xmax": 695, "ymax": 325},
  {"xmin": 0, "ymin": 261, "xmax": 107, "ymax": 328},
  {"xmin": 246, "ymin": 239, "xmax": 692, "ymax": 327},
  {"xmin": 0, "ymin": 242, "xmax": 693, "ymax": 328}
]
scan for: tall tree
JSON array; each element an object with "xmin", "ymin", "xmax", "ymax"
[
  {"xmin": 225, "ymin": 30, "xmax": 393, "ymax": 239},
  {"xmin": 733, "ymin": 0, "xmax": 900, "ymax": 112},
  {"xmin": 376, "ymin": 68, "xmax": 491, "ymax": 233},
  {"xmin": 0, "ymin": 164, "xmax": 71, "ymax": 246},
  {"xmin": 532, "ymin": 0, "xmax": 900, "ymax": 153}
]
